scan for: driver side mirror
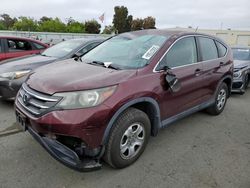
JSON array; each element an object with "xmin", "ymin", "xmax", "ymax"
[
  {"xmin": 73, "ymin": 52, "xmax": 85, "ymax": 61},
  {"xmin": 161, "ymin": 66, "xmax": 181, "ymax": 92}
]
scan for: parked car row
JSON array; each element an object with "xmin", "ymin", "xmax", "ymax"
[
  {"xmin": 0, "ymin": 38, "xmax": 104, "ymax": 99},
  {"xmin": 0, "ymin": 30, "xmax": 249, "ymax": 171}
]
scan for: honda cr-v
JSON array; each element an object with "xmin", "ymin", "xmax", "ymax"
[{"xmin": 15, "ymin": 29, "xmax": 233, "ymax": 171}]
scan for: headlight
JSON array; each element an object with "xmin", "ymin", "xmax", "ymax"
[
  {"xmin": 54, "ymin": 85, "xmax": 117, "ymax": 109},
  {"xmin": 233, "ymin": 70, "xmax": 242, "ymax": 78},
  {"xmin": 0, "ymin": 70, "xmax": 31, "ymax": 80}
]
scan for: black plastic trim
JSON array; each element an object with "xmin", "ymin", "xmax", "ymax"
[{"xmin": 27, "ymin": 126, "xmax": 102, "ymax": 172}]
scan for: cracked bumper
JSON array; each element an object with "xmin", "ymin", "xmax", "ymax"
[{"xmin": 27, "ymin": 126, "xmax": 102, "ymax": 172}]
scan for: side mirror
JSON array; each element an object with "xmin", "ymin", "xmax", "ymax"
[
  {"xmin": 73, "ymin": 52, "xmax": 84, "ymax": 61},
  {"xmin": 165, "ymin": 73, "xmax": 181, "ymax": 92}
]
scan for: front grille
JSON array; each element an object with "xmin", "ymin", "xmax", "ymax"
[{"xmin": 17, "ymin": 83, "xmax": 61, "ymax": 116}]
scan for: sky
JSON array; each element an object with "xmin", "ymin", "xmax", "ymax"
[{"xmin": 0, "ymin": 0, "xmax": 250, "ymax": 30}]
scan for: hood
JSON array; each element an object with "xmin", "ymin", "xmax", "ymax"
[
  {"xmin": 0, "ymin": 55, "xmax": 57, "ymax": 73},
  {"xmin": 27, "ymin": 59, "xmax": 137, "ymax": 95},
  {"xmin": 234, "ymin": 60, "xmax": 250, "ymax": 69}
]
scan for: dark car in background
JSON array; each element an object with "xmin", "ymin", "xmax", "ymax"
[
  {"xmin": 15, "ymin": 29, "xmax": 233, "ymax": 171},
  {"xmin": 0, "ymin": 36, "xmax": 48, "ymax": 61},
  {"xmin": 232, "ymin": 47, "xmax": 250, "ymax": 94},
  {"xmin": 0, "ymin": 38, "xmax": 104, "ymax": 99}
]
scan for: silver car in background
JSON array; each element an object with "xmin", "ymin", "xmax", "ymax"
[{"xmin": 232, "ymin": 47, "xmax": 250, "ymax": 94}]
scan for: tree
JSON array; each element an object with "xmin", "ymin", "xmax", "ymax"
[
  {"xmin": 0, "ymin": 22, "xmax": 5, "ymax": 30},
  {"xmin": 85, "ymin": 20, "xmax": 101, "ymax": 34},
  {"xmin": 113, "ymin": 6, "xmax": 133, "ymax": 33},
  {"xmin": 38, "ymin": 18, "xmax": 66, "ymax": 32},
  {"xmin": 131, "ymin": 18, "xmax": 144, "ymax": 31},
  {"xmin": 0, "ymin": 14, "xmax": 17, "ymax": 30},
  {"xmin": 66, "ymin": 18, "xmax": 85, "ymax": 33},
  {"xmin": 102, "ymin": 25, "xmax": 115, "ymax": 34},
  {"xmin": 143, "ymin": 16, "xmax": 156, "ymax": 29},
  {"xmin": 13, "ymin": 17, "xmax": 38, "ymax": 31},
  {"xmin": 38, "ymin": 16, "xmax": 52, "ymax": 24}
]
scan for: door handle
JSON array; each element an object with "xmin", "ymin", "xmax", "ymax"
[{"xmin": 195, "ymin": 68, "xmax": 202, "ymax": 76}]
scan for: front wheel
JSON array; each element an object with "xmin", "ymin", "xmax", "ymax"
[
  {"xmin": 103, "ymin": 108, "xmax": 151, "ymax": 169},
  {"xmin": 206, "ymin": 82, "xmax": 228, "ymax": 115}
]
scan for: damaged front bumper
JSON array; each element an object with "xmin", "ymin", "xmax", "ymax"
[
  {"xmin": 16, "ymin": 111, "xmax": 103, "ymax": 172},
  {"xmin": 27, "ymin": 127, "xmax": 103, "ymax": 172}
]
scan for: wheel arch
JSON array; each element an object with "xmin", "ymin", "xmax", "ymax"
[{"xmin": 101, "ymin": 97, "xmax": 161, "ymax": 146}]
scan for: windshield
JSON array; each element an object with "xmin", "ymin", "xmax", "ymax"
[
  {"xmin": 82, "ymin": 34, "xmax": 168, "ymax": 69},
  {"xmin": 42, "ymin": 40, "xmax": 84, "ymax": 58},
  {"xmin": 232, "ymin": 48, "xmax": 250, "ymax": 61}
]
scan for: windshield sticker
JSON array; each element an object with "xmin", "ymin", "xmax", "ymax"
[
  {"xmin": 237, "ymin": 49, "xmax": 250, "ymax": 52},
  {"xmin": 142, "ymin": 45, "xmax": 160, "ymax": 60}
]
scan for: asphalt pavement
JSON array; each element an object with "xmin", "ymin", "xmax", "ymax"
[{"xmin": 0, "ymin": 91, "xmax": 250, "ymax": 188}]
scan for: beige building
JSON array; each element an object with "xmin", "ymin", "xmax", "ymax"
[{"xmin": 169, "ymin": 28, "xmax": 250, "ymax": 47}]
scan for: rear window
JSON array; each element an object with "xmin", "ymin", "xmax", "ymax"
[
  {"xmin": 198, "ymin": 37, "xmax": 218, "ymax": 61},
  {"xmin": 216, "ymin": 41, "xmax": 227, "ymax": 57}
]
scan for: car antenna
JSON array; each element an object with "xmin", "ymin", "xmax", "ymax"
[{"xmin": 195, "ymin": 26, "xmax": 199, "ymax": 32}]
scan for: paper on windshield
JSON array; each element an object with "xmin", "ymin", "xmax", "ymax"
[{"xmin": 142, "ymin": 45, "xmax": 160, "ymax": 60}]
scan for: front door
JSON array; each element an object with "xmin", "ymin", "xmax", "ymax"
[{"xmin": 156, "ymin": 36, "xmax": 205, "ymax": 119}]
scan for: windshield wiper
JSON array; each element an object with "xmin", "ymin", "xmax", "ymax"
[{"xmin": 87, "ymin": 61, "xmax": 121, "ymax": 70}]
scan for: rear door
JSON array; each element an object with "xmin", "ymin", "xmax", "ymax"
[
  {"xmin": 196, "ymin": 36, "xmax": 226, "ymax": 102},
  {"xmin": 4, "ymin": 38, "xmax": 35, "ymax": 60},
  {"xmin": 157, "ymin": 36, "xmax": 205, "ymax": 119}
]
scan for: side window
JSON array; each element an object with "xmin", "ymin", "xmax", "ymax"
[
  {"xmin": 33, "ymin": 42, "xmax": 46, "ymax": 50},
  {"xmin": 7, "ymin": 39, "xmax": 32, "ymax": 52},
  {"xmin": 215, "ymin": 41, "xmax": 227, "ymax": 57},
  {"xmin": 78, "ymin": 42, "xmax": 100, "ymax": 55},
  {"xmin": 198, "ymin": 37, "xmax": 218, "ymax": 61},
  {"xmin": 158, "ymin": 37, "xmax": 197, "ymax": 69}
]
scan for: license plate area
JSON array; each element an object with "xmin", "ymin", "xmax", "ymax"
[{"xmin": 16, "ymin": 111, "xmax": 27, "ymax": 131}]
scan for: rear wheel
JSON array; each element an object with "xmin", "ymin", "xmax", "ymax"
[
  {"xmin": 103, "ymin": 107, "xmax": 151, "ymax": 168},
  {"xmin": 207, "ymin": 82, "xmax": 228, "ymax": 115}
]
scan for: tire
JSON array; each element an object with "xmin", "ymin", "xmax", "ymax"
[
  {"xmin": 206, "ymin": 82, "xmax": 228, "ymax": 116},
  {"xmin": 103, "ymin": 107, "xmax": 151, "ymax": 169}
]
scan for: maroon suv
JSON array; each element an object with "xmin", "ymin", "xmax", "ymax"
[{"xmin": 15, "ymin": 29, "xmax": 233, "ymax": 171}]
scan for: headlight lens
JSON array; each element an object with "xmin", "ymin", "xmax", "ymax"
[
  {"xmin": 233, "ymin": 70, "xmax": 242, "ymax": 78},
  {"xmin": 0, "ymin": 70, "xmax": 31, "ymax": 80},
  {"xmin": 54, "ymin": 85, "xmax": 117, "ymax": 109}
]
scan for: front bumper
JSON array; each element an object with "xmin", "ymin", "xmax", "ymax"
[
  {"xmin": 15, "ymin": 98, "xmax": 112, "ymax": 171},
  {"xmin": 0, "ymin": 77, "xmax": 25, "ymax": 99},
  {"xmin": 232, "ymin": 76, "xmax": 246, "ymax": 93},
  {"xmin": 27, "ymin": 125, "xmax": 102, "ymax": 171}
]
